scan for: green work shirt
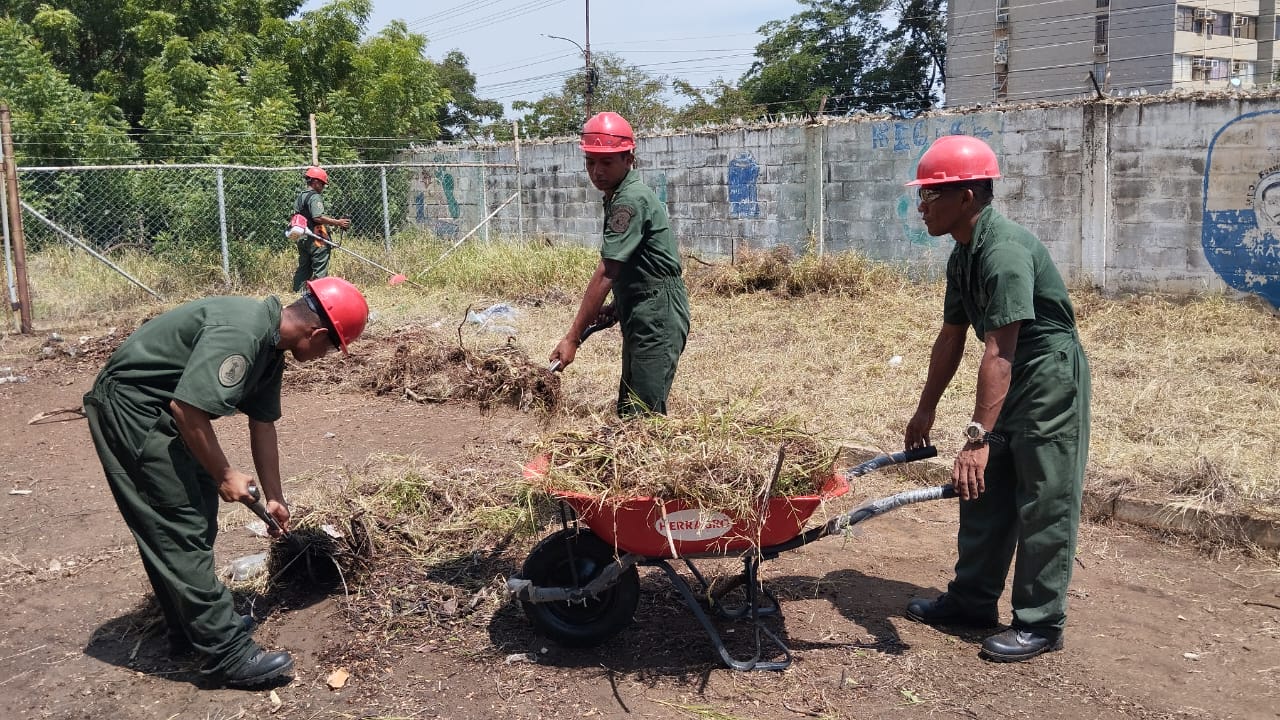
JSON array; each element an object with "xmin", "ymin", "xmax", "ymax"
[
  {"xmin": 295, "ymin": 189, "xmax": 326, "ymax": 229},
  {"xmin": 600, "ymin": 170, "xmax": 683, "ymax": 289},
  {"xmin": 943, "ymin": 205, "xmax": 1077, "ymax": 367},
  {"xmin": 92, "ymin": 297, "xmax": 287, "ymax": 441}
]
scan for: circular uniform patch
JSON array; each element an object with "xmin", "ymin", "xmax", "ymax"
[
  {"xmin": 218, "ymin": 354, "xmax": 249, "ymax": 387},
  {"xmin": 607, "ymin": 205, "xmax": 636, "ymax": 234}
]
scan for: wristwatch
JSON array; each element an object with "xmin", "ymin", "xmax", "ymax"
[{"xmin": 964, "ymin": 421, "xmax": 989, "ymax": 445}]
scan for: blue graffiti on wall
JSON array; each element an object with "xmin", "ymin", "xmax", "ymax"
[
  {"xmin": 1202, "ymin": 110, "xmax": 1280, "ymax": 307},
  {"xmin": 728, "ymin": 151, "xmax": 760, "ymax": 218},
  {"xmin": 872, "ymin": 116, "xmax": 995, "ymax": 152},
  {"xmin": 655, "ymin": 172, "xmax": 668, "ymax": 204}
]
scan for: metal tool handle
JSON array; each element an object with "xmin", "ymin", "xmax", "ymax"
[
  {"xmin": 548, "ymin": 316, "xmax": 619, "ymax": 372},
  {"xmin": 244, "ymin": 483, "xmax": 287, "ymax": 538}
]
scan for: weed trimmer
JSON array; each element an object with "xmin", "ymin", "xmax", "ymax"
[{"xmin": 285, "ymin": 221, "xmax": 427, "ymax": 291}]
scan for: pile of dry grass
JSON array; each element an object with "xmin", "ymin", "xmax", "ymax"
[
  {"xmin": 685, "ymin": 244, "xmax": 907, "ymax": 298},
  {"xmin": 528, "ymin": 407, "xmax": 839, "ymax": 520},
  {"xmin": 248, "ymin": 453, "xmax": 547, "ymax": 653},
  {"xmin": 286, "ymin": 325, "xmax": 560, "ymax": 411}
]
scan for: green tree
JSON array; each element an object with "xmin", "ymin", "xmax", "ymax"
[
  {"xmin": 672, "ymin": 79, "xmax": 765, "ymax": 126},
  {"xmin": 511, "ymin": 53, "xmax": 674, "ymax": 139},
  {"xmin": 739, "ymin": 0, "xmax": 944, "ymax": 117},
  {"xmin": 434, "ymin": 50, "xmax": 504, "ymax": 141},
  {"xmin": 0, "ymin": 17, "xmax": 135, "ymax": 165}
]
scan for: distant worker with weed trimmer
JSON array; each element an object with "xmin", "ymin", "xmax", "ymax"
[
  {"xmin": 291, "ymin": 166, "xmax": 352, "ymax": 291},
  {"xmin": 549, "ymin": 111, "xmax": 690, "ymax": 416},
  {"xmin": 83, "ymin": 277, "xmax": 369, "ymax": 688},
  {"xmin": 900, "ymin": 135, "xmax": 1092, "ymax": 663}
]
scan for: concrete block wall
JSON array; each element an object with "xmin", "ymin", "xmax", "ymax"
[{"xmin": 430, "ymin": 95, "xmax": 1280, "ymax": 307}]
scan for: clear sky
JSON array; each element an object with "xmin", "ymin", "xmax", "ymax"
[{"xmin": 296, "ymin": 0, "xmax": 795, "ymax": 115}]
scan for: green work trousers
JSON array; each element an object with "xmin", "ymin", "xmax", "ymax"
[
  {"xmin": 615, "ymin": 278, "xmax": 690, "ymax": 416},
  {"xmin": 948, "ymin": 335, "xmax": 1091, "ymax": 638},
  {"xmin": 291, "ymin": 236, "xmax": 331, "ymax": 292},
  {"xmin": 84, "ymin": 384, "xmax": 257, "ymax": 676}
]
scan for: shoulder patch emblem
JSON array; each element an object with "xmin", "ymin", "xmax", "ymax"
[
  {"xmin": 607, "ymin": 205, "xmax": 636, "ymax": 234},
  {"xmin": 218, "ymin": 355, "xmax": 249, "ymax": 387}
]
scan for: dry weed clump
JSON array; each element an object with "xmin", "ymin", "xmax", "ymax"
[
  {"xmin": 285, "ymin": 325, "xmax": 560, "ymax": 411},
  {"xmin": 250, "ymin": 454, "xmax": 547, "ymax": 653},
  {"xmin": 685, "ymin": 244, "xmax": 904, "ymax": 297},
  {"xmin": 529, "ymin": 408, "xmax": 840, "ymax": 521}
]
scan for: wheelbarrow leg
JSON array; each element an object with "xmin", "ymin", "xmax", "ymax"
[{"xmin": 650, "ymin": 558, "xmax": 792, "ymax": 671}]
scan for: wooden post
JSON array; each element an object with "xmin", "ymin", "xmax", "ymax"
[
  {"xmin": 309, "ymin": 114, "xmax": 319, "ymax": 165},
  {"xmin": 0, "ymin": 106, "xmax": 32, "ymax": 334}
]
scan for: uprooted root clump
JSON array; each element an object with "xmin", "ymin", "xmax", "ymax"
[
  {"xmin": 530, "ymin": 407, "xmax": 840, "ymax": 522},
  {"xmin": 246, "ymin": 453, "xmax": 550, "ymax": 669},
  {"xmin": 286, "ymin": 325, "xmax": 560, "ymax": 411}
]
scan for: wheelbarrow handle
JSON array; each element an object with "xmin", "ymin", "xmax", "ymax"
[{"xmin": 843, "ymin": 445, "xmax": 938, "ymax": 478}]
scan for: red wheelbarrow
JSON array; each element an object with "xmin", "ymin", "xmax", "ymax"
[{"xmin": 506, "ymin": 445, "xmax": 954, "ymax": 671}]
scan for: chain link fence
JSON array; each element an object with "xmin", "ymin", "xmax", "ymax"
[{"xmin": 4, "ymin": 152, "xmax": 520, "ymax": 303}]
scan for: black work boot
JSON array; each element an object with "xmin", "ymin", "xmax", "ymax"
[
  {"xmin": 168, "ymin": 615, "xmax": 256, "ymax": 658},
  {"xmin": 221, "ymin": 650, "xmax": 294, "ymax": 689},
  {"xmin": 979, "ymin": 628, "xmax": 1063, "ymax": 662},
  {"xmin": 904, "ymin": 593, "xmax": 998, "ymax": 628}
]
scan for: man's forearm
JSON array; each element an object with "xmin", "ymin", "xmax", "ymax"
[
  {"xmin": 917, "ymin": 327, "xmax": 965, "ymax": 412},
  {"xmin": 248, "ymin": 419, "xmax": 284, "ymax": 502},
  {"xmin": 170, "ymin": 400, "xmax": 232, "ymax": 483}
]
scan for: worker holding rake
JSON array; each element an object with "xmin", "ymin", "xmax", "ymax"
[
  {"xmin": 900, "ymin": 135, "xmax": 1092, "ymax": 663},
  {"xmin": 549, "ymin": 111, "xmax": 690, "ymax": 416},
  {"xmin": 291, "ymin": 166, "xmax": 352, "ymax": 291},
  {"xmin": 83, "ymin": 277, "xmax": 369, "ymax": 688}
]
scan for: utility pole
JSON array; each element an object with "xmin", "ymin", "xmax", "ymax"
[
  {"xmin": 584, "ymin": 0, "xmax": 593, "ymax": 117},
  {"xmin": 545, "ymin": 1, "xmax": 595, "ymax": 120}
]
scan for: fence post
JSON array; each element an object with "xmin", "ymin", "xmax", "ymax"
[
  {"xmin": 513, "ymin": 120, "xmax": 524, "ymax": 243},
  {"xmin": 216, "ymin": 167, "xmax": 230, "ymax": 285},
  {"xmin": 380, "ymin": 166, "xmax": 391, "ymax": 253},
  {"xmin": 0, "ymin": 106, "xmax": 32, "ymax": 333},
  {"xmin": 480, "ymin": 157, "xmax": 489, "ymax": 243},
  {"xmin": 0, "ymin": 115, "xmax": 14, "ymax": 316}
]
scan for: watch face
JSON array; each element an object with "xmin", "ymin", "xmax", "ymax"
[{"xmin": 965, "ymin": 424, "xmax": 982, "ymax": 440}]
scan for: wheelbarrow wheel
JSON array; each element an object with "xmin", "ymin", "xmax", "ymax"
[{"xmin": 519, "ymin": 528, "xmax": 639, "ymax": 647}]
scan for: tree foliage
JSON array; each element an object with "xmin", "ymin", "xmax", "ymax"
[
  {"xmin": 511, "ymin": 53, "xmax": 674, "ymax": 139},
  {"xmin": 435, "ymin": 51, "xmax": 505, "ymax": 141},
  {"xmin": 740, "ymin": 0, "xmax": 945, "ymax": 117}
]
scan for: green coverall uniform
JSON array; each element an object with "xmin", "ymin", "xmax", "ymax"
[
  {"xmin": 601, "ymin": 169, "xmax": 690, "ymax": 416},
  {"xmin": 943, "ymin": 206, "xmax": 1091, "ymax": 640},
  {"xmin": 83, "ymin": 297, "xmax": 287, "ymax": 677},
  {"xmin": 291, "ymin": 189, "xmax": 331, "ymax": 291}
]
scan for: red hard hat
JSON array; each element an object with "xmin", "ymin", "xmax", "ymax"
[
  {"xmin": 305, "ymin": 277, "xmax": 368, "ymax": 354},
  {"xmin": 581, "ymin": 112, "xmax": 636, "ymax": 153},
  {"xmin": 906, "ymin": 135, "xmax": 1001, "ymax": 187},
  {"xmin": 304, "ymin": 166, "xmax": 329, "ymax": 183}
]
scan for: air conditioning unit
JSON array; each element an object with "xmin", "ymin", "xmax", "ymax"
[
  {"xmin": 996, "ymin": 12, "xmax": 1009, "ymax": 26},
  {"xmin": 1194, "ymin": 8, "xmax": 1215, "ymax": 21},
  {"xmin": 994, "ymin": 40, "xmax": 1009, "ymax": 64},
  {"xmin": 1193, "ymin": 58, "xmax": 1213, "ymax": 69},
  {"xmin": 1232, "ymin": 61, "xmax": 1248, "ymax": 74},
  {"xmin": 1233, "ymin": 15, "xmax": 1249, "ymax": 27},
  {"xmin": 1094, "ymin": 43, "xmax": 1108, "ymax": 54}
]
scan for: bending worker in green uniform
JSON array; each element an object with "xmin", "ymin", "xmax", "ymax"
[
  {"xmin": 549, "ymin": 111, "xmax": 690, "ymax": 416},
  {"xmin": 291, "ymin": 166, "xmax": 352, "ymax": 292},
  {"xmin": 83, "ymin": 277, "xmax": 370, "ymax": 687},
  {"xmin": 900, "ymin": 135, "xmax": 1091, "ymax": 663}
]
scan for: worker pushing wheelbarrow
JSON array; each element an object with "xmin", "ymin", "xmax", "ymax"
[{"xmin": 507, "ymin": 445, "xmax": 954, "ymax": 671}]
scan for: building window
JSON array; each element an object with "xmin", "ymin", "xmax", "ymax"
[
  {"xmin": 1232, "ymin": 16, "xmax": 1257, "ymax": 41},
  {"xmin": 1092, "ymin": 62, "xmax": 1108, "ymax": 86},
  {"xmin": 1095, "ymin": 17, "xmax": 1109, "ymax": 43},
  {"xmin": 1097, "ymin": 0, "xmax": 1109, "ymax": 7},
  {"xmin": 1175, "ymin": 6, "xmax": 1194, "ymax": 33},
  {"xmin": 994, "ymin": 71, "xmax": 1009, "ymax": 100}
]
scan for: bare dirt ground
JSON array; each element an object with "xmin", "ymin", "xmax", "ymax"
[{"xmin": 1, "ymin": 346, "xmax": 1278, "ymax": 720}]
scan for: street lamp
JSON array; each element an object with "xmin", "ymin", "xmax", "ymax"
[{"xmin": 542, "ymin": 2, "xmax": 594, "ymax": 117}]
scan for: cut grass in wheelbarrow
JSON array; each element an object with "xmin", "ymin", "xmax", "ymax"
[{"xmin": 511, "ymin": 411, "xmax": 953, "ymax": 670}]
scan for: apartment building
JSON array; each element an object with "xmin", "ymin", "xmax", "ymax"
[{"xmin": 945, "ymin": 1, "xmax": 1279, "ymax": 106}]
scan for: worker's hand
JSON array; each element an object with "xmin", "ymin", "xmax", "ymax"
[
  {"xmin": 336, "ymin": 218, "xmax": 351, "ymax": 230},
  {"xmin": 595, "ymin": 303, "xmax": 617, "ymax": 327},
  {"xmin": 217, "ymin": 470, "xmax": 256, "ymax": 504},
  {"xmin": 904, "ymin": 409, "xmax": 935, "ymax": 450},
  {"xmin": 549, "ymin": 336, "xmax": 579, "ymax": 371},
  {"xmin": 265, "ymin": 500, "xmax": 292, "ymax": 536},
  {"xmin": 951, "ymin": 442, "xmax": 989, "ymax": 501}
]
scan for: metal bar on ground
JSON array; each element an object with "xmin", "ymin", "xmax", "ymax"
[
  {"xmin": 20, "ymin": 201, "xmax": 162, "ymax": 300},
  {"xmin": 417, "ymin": 191, "xmax": 519, "ymax": 277}
]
